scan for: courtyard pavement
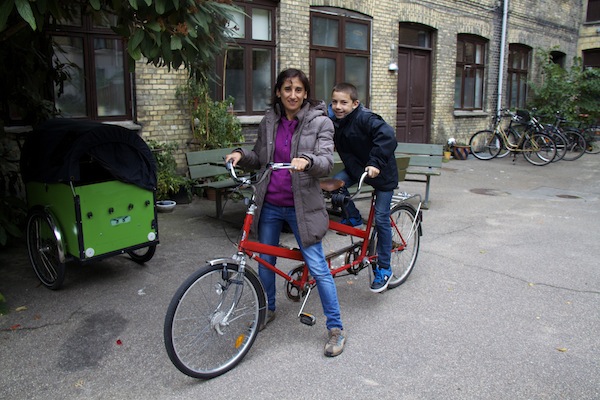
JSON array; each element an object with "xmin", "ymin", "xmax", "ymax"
[{"xmin": 1, "ymin": 152, "xmax": 599, "ymax": 400}]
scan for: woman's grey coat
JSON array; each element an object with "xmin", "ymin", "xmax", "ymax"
[{"xmin": 237, "ymin": 101, "xmax": 334, "ymax": 248}]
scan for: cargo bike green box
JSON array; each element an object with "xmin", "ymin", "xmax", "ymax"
[{"xmin": 21, "ymin": 119, "xmax": 159, "ymax": 289}]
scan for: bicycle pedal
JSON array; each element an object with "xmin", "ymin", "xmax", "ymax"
[{"xmin": 299, "ymin": 312, "xmax": 316, "ymax": 326}]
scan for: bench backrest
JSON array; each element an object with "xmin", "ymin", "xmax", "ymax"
[
  {"xmin": 186, "ymin": 147, "xmax": 237, "ymax": 166},
  {"xmin": 395, "ymin": 143, "xmax": 443, "ymax": 169}
]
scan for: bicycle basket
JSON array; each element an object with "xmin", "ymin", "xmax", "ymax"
[{"xmin": 515, "ymin": 109, "xmax": 531, "ymax": 124}]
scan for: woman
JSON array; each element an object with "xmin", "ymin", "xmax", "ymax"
[{"xmin": 225, "ymin": 68, "xmax": 346, "ymax": 357}]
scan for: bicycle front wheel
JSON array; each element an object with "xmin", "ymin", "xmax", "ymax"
[
  {"xmin": 371, "ymin": 203, "xmax": 421, "ymax": 289},
  {"xmin": 164, "ymin": 262, "xmax": 266, "ymax": 379},
  {"xmin": 523, "ymin": 133, "xmax": 556, "ymax": 166},
  {"xmin": 469, "ymin": 130, "xmax": 501, "ymax": 160}
]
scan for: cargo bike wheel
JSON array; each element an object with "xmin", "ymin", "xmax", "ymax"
[
  {"xmin": 26, "ymin": 208, "xmax": 66, "ymax": 290},
  {"xmin": 164, "ymin": 261, "xmax": 266, "ymax": 379},
  {"xmin": 126, "ymin": 245, "xmax": 157, "ymax": 264}
]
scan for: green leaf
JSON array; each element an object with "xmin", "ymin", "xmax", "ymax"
[
  {"xmin": 15, "ymin": 0, "xmax": 36, "ymax": 31},
  {"xmin": 155, "ymin": 0, "xmax": 165, "ymax": 15},
  {"xmin": 128, "ymin": 0, "xmax": 138, "ymax": 11},
  {"xmin": 144, "ymin": 0, "xmax": 152, "ymax": 6},
  {"xmin": 0, "ymin": 0, "xmax": 14, "ymax": 32},
  {"xmin": 130, "ymin": 29, "xmax": 145, "ymax": 49},
  {"xmin": 170, "ymin": 35, "xmax": 182, "ymax": 50},
  {"xmin": 89, "ymin": 0, "xmax": 101, "ymax": 11},
  {"xmin": 146, "ymin": 21, "xmax": 161, "ymax": 32}
]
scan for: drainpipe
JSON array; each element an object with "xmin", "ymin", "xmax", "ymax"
[{"xmin": 497, "ymin": 0, "xmax": 509, "ymax": 117}]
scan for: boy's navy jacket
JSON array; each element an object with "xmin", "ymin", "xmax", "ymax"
[{"xmin": 331, "ymin": 104, "xmax": 398, "ymax": 191}]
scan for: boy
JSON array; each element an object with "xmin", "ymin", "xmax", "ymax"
[{"xmin": 330, "ymin": 82, "xmax": 398, "ymax": 293}]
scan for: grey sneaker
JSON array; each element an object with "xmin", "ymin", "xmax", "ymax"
[
  {"xmin": 324, "ymin": 328, "xmax": 346, "ymax": 357},
  {"xmin": 259, "ymin": 309, "xmax": 276, "ymax": 331}
]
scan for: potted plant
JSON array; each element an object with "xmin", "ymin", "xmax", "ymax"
[
  {"xmin": 147, "ymin": 140, "xmax": 192, "ymax": 203},
  {"xmin": 446, "ymin": 138, "xmax": 471, "ymax": 160},
  {"xmin": 177, "ymin": 80, "xmax": 243, "ymax": 150}
]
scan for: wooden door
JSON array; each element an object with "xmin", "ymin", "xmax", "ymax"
[{"xmin": 396, "ymin": 48, "xmax": 431, "ymax": 143}]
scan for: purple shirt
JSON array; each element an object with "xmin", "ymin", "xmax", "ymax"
[{"xmin": 265, "ymin": 117, "xmax": 298, "ymax": 206}]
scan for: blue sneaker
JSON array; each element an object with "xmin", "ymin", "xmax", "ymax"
[
  {"xmin": 340, "ymin": 216, "xmax": 363, "ymax": 227},
  {"xmin": 370, "ymin": 266, "xmax": 392, "ymax": 293}
]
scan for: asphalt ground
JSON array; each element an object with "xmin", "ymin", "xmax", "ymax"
[{"xmin": 1, "ymin": 153, "xmax": 599, "ymax": 400}]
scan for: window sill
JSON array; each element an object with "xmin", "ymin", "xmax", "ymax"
[
  {"xmin": 237, "ymin": 115, "xmax": 264, "ymax": 125},
  {"xmin": 453, "ymin": 110, "xmax": 489, "ymax": 118}
]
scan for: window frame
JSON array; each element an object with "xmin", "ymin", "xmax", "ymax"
[
  {"xmin": 454, "ymin": 34, "xmax": 487, "ymax": 111},
  {"xmin": 48, "ymin": 10, "xmax": 132, "ymax": 121},
  {"xmin": 309, "ymin": 8, "xmax": 372, "ymax": 106},
  {"xmin": 507, "ymin": 44, "xmax": 531, "ymax": 109},
  {"xmin": 212, "ymin": 1, "xmax": 277, "ymax": 115}
]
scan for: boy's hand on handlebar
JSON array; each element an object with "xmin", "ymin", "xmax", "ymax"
[
  {"xmin": 224, "ymin": 152, "xmax": 242, "ymax": 167},
  {"xmin": 365, "ymin": 166, "xmax": 380, "ymax": 178}
]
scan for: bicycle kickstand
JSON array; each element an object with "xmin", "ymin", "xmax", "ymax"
[{"xmin": 297, "ymin": 286, "xmax": 316, "ymax": 326}]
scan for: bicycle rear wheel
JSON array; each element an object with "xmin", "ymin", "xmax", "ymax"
[
  {"xmin": 164, "ymin": 262, "xmax": 266, "ymax": 379},
  {"xmin": 583, "ymin": 126, "xmax": 600, "ymax": 154},
  {"xmin": 371, "ymin": 203, "xmax": 421, "ymax": 289},
  {"xmin": 561, "ymin": 129, "xmax": 586, "ymax": 161},
  {"xmin": 523, "ymin": 133, "xmax": 556, "ymax": 166},
  {"xmin": 469, "ymin": 130, "xmax": 501, "ymax": 160}
]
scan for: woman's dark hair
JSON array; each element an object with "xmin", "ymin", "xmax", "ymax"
[{"xmin": 270, "ymin": 68, "xmax": 319, "ymax": 108}]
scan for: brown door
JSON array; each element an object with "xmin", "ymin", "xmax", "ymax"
[{"xmin": 396, "ymin": 48, "xmax": 431, "ymax": 143}]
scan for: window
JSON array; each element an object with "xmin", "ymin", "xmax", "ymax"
[
  {"xmin": 50, "ymin": 9, "xmax": 131, "ymax": 120},
  {"xmin": 507, "ymin": 44, "xmax": 531, "ymax": 109},
  {"xmin": 454, "ymin": 35, "xmax": 487, "ymax": 110},
  {"xmin": 583, "ymin": 49, "xmax": 600, "ymax": 68},
  {"xmin": 212, "ymin": 1, "xmax": 276, "ymax": 115},
  {"xmin": 586, "ymin": 0, "xmax": 600, "ymax": 22},
  {"xmin": 310, "ymin": 8, "xmax": 371, "ymax": 105},
  {"xmin": 550, "ymin": 51, "xmax": 566, "ymax": 68}
]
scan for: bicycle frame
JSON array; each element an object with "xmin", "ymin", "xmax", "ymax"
[{"xmin": 235, "ymin": 190, "xmax": 392, "ymax": 290}]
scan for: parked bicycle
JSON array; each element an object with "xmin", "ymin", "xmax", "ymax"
[
  {"xmin": 469, "ymin": 109, "xmax": 557, "ymax": 165},
  {"xmin": 164, "ymin": 162, "xmax": 422, "ymax": 379}
]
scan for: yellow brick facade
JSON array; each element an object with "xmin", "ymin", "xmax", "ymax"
[{"xmin": 134, "ymin": 0, "xmax": 594, "ymax": 168}]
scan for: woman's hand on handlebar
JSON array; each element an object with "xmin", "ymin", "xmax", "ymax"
[
  {"xmin": 290, "ymin": 157, "xmax": 309, "ymax": 172},
  {"xmin": 224, "ymin": 151, "xmax": 242, "ymax": 167}
]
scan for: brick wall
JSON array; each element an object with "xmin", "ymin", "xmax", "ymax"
[{"xmin": 132, "ymin": 0, "xmax": 585, "ymax": 170}]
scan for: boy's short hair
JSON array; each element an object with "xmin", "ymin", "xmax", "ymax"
[{"xmin": 332, "ymin": 82, "xmax": 359, "ymax": 102}]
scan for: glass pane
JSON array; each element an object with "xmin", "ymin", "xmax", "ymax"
[
  {"xmin": 92, "ymin": 12, "xmax": 117, "ymax": 28},
  {"xmin": 344, "ymin": 56, "xmax": 368, "ymax": 103},
  {"xmin": 400, "ymin": 26, "xmax": 430, "ymax": 47},
  {"xmin": 51, "ymin": 7, "xmax": 82, "ymax": 26},
  {"xmin": 53, "ymin": 36, "xmax": 86, "ymax": 117},
  {"xmin": 464, "ymin": 42, "xmax": 475, "ymax": 63},
  {"xmin": 345, "ymin": 22, "xmax": 368, "ymax": 51},
  {"xmin": 252, "ymin": 49, "xmax": 271, "ymax": 111},
  {"xmin": 454, "ymin": 67, "xmax": 462, "ymax": 108},
  {"xmin": 475, "ymin": 44, "xmax": 483, "ymax": 64},
  {"xmin": 225, "ymin": 49, "xmax": 246, "ymax": 111},
  {"xmin": 312, "ymin": 17, "xmax": 338, "ymax": 47},
  {"xmin": 252, "ymin": 8, "xmax": 271, "ymax": 41},
  {"xmin": 509, "ymin": 73, "xmax": 518, "ymax": 107},
  {"xmin": 226, "ymin": 9, "xmax": 245, "ymax": 39},
  {"xmin": 474, "ymin": 68, "xmax": 483, "ymax": 108},
  {"xmin": 519, "ymin": 75, "xmax": 527, "ymax": 107},
  {"xmin": 95, "ymin": 38, "xmax": 126, "ymax": 116},
  {"xmin": 314, "ymin": 58, "xmax": 336, "ymax": 103},
  {"xmin": 463, "ymin": 68, "xmax": 474, "ymax": 109}
]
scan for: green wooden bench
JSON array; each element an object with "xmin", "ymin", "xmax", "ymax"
[
  {"xmin": 395, "ymin": 142, "xmax": 443, "ymax": 209},
  {"xmin": 186, "ymin": 147, "xmax": 250, "ymax": 218}
]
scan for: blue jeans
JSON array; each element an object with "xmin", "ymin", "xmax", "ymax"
[
  {"xmin": 258, "ymin": 202, "xmax": 343, "ymax": 330},
  {"xmin": 333, "ymin": 169, "xmax": 394, "ymax": 268}
]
